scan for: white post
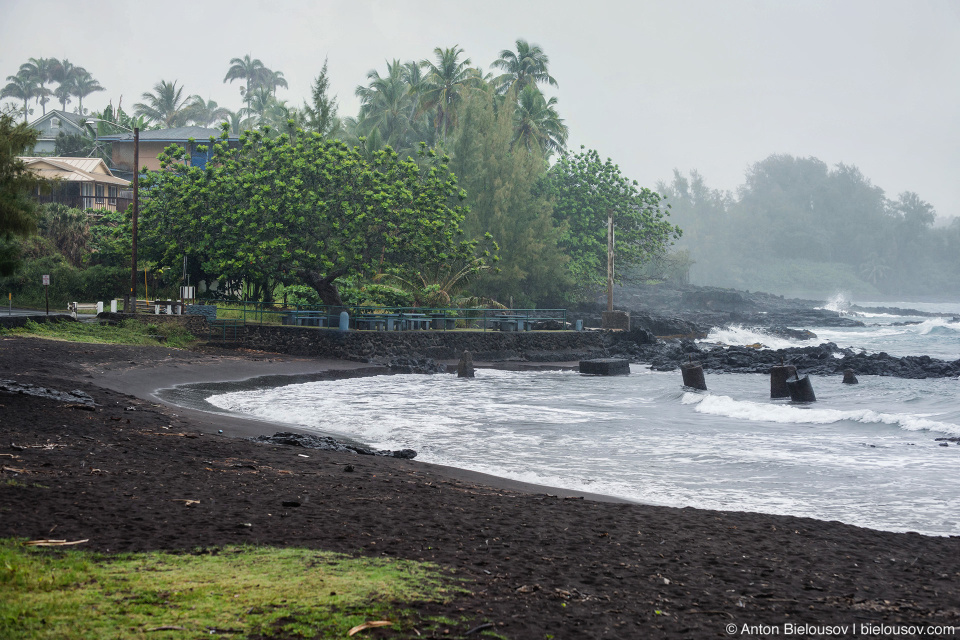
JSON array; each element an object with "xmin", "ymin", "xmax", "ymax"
[
  {"xmin": 97, "ymin": 301, "xmax": 103, "ymax": 314},
  {"xmin": 110, "ymin": 299, "xmax": 118, "ymax": 313}
]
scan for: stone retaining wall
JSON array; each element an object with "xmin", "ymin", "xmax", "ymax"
[{"xmin": 239, "ymin": 325, "xmax": 611, "ymax": 362}]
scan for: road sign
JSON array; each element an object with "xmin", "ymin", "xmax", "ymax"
[{"xmin": 42, "ymin": 275, "xmax": 50, "ymax": 285}]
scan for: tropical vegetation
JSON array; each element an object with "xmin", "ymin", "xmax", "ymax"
[
  {"xmin": 658, "ymin": 156, "xmax": 959, "ymax": 297},
  {"xmin": 12, "ymin": 36, "xmax": 956, "ymax": 309}
]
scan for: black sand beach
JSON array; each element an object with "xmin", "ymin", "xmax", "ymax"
[{"xmin": 2, "ymin": 335, "xmax": 959, "ymax": 639}]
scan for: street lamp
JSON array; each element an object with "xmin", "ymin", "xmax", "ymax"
[{"xmin": 85, "ymin": 119, "xmax": 140, "ymax": 314}]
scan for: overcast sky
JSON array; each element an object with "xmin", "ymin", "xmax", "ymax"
[{"xmin": 3, "ymin": 0, "xmax": 959, "ymax": 218}]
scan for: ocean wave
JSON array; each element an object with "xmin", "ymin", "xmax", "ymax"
[
  {"xmin": 700, "ymin": 324, "xmax": 820, "ymax": 350},
  {"xmin": 917, "ymin": 318, "xmax": 960, "ymax": 335},
  {"xmin": 683, "ymin": 393, "xmax": 960, "ymax": 436}
]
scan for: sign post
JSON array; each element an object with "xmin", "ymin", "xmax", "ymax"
[{"xmin": 42, "ymin": 275, "xmax": 50, "ymax": 315}]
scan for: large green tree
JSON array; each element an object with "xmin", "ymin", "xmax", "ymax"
[
  {"xmin": 0, "ymin": 115, "xmax": 43, "ymax": 275},
  {"xmin": 449, "ymin": 87, "xmax": 568, "ymax": 305},
  {"xmin": 549, "ymin": 146, "xmax": 681, "ymax": 294},
  {"xmin": 139, "ymin": 129, "xmax": 485, "ymax": 306}
]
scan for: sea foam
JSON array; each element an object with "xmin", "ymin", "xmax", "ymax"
[{"xmin": 683, "ymin": 392, "xmax": 960, "ymax": 436}]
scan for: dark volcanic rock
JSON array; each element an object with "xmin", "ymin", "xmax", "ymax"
[
  {"xmin": 0, "ymin": 379, "xmax": 96, "ymax": 406},
  {"xmin": 386, "ymin": 356, "xmax": 446, "ymax": 374},
  {"xmin": 630, "ymin": 313, "xmax": 707, "ymax": 338},
  {"xmin": 252, "ymin": 431, "xmax": 417, "ymax": 459},
  {"xmin": 630, "ymin": 341, "xmax": 960, "ymax": 379}
]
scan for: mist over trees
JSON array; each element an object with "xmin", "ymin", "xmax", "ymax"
[{"xmin": 659, "ymin": 155, "xmax": 960, "ymax": 298}]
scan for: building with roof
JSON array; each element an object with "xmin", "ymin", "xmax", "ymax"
[
  {"xmin": 27, "ymin": 110, "xmax": 88, "ymax": 154},
  {"xmin": 97, "ymin": 126, "xmax": 240, "ymax": 178},
  {"xmin": 21, "ymin": 157, "xmax": 132, "ymax": 212}
]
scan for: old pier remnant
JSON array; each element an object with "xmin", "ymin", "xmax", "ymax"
[
  {"xmin": 457, "ymin": 350, "xmax": 475, "ymax": 378},
  {"xmin": 680, "ymin": 361, "xmax": 707, "ymax": 390},
  {"xmin": 770, "ymin": 364, "xmax": 799, "ymax": 398},
  {"xmin": 786, "ymin": 373, "xmax": 817, "ymax": 402},
  {"xmin": 579, "ymin": 358, "xmax": 630, "ymax": 376}
]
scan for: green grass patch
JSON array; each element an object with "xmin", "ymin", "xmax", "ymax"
[
  {"xmin": 0, "ymin": 540, "xmax": 463, "ymax": 639},
  {"xmin": 0, "ymin": 319, "xmax": 196, "ymax": 349}
]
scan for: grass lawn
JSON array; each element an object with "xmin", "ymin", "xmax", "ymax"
[
  {"xmin": 0, "ymin": 540, "xmax": 465, "ymax": 639},
  {"xmin": 0, "ymin": 319, "xmax": 197, "ymax": 349}
]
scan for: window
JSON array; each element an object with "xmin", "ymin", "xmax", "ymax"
[
  {"xmin": 95, "ymin": 184, "xmax": 105, "ymax": 205},
  {"xmin": 81, "ymin": 182, "xmax": 94, "ymax": 208},
  {"xmin": 108, "ymin": 185, "xmax": 117, "ymax": 206}
]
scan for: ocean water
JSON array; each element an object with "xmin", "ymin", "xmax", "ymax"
[
  {"xmin": 202, "ymin": 300, "xmax": 960, "ymax": 537},
  {"xmin": 704, "ymin": 299, "xmax": 960, "ymax": 361}
]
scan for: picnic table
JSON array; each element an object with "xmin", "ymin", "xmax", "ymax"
[
  {"xmin": 355, "ymin": 314, "xmax": 398, "ymax": 331},
  {"xmin": 493, "ymin": 314, "xmax": 533, "ymax": 331},
  {"xmin": 400, "ymin": 313, "xmax": 431, "ymax": 330},
  {"xmin": 283, "ymin": 311, "xmax": 328, "ymax": 327}
]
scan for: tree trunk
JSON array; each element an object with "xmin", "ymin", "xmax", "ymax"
[{"xmin": 298, "ymin": 269, "xmax": 344, "ymax": 307}]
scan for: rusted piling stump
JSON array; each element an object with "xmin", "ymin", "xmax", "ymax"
[
  {"xmin": 786, "ymin": 374, "xmax": 817, "ymax": 402},
  {"xmin": 681, "ymin": 361, "xmax": 707, "ymax": 390},
  {"xmin": 770, "ymin": 364, "xmax": 798, "ymax": 398}
]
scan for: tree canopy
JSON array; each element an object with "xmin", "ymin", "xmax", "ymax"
[
  {"xmin": 549, "ymin": 146, "xmax": 681, "ymax": 293},
  {"xmin": 139, "ymin": 129, "xmax": 487, "ymax": 306},
  {"xmin": 0, "ymin": 114, "xmax": 43, "ymax": 275}
]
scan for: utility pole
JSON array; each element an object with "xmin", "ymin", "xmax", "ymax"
[
  {"xmin": 607, "ymin": 210, "xmax": 614, "ymax": 312},
  {"xmin": 129, "ymin": 127, "xmax": 139, "ymax": 314}
]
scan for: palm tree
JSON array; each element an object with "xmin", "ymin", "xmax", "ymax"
[
  {"xmin": 258, "ymin": 68, "xmax": 288, "ymax": 95},
  {"xmin": 184, "ymin": 96, "xmax": 231, "ymax": 127},
  {"xmin": 134, "ymin": 80, "xmax": 190, "ymax": 127},
  {"xmin": 419, "ymin": 46, "xmax": 481, "ymax": 143},
  {"xmin": 491, "ymin": 39, "xmax": 558, "ymax": 96},
  {"xmin": 50, "ymin": 59, "xmax": 83, "ymax": 111},
  {"xmin": 71, "ymin": 70, "xmax": 104, "ymax": 115},
  {"xmin": 1, "ymin": 72, "xmax": 37, "ymax": 122},
  {"xmin": 239, "ymin": 86, "xmax": 274, "ymax": 124},
  {"xmin": 223, "ymin": 55, "xmax": 266, "ymax": 108},
  {"xmin": 19, "ymin": 57, "xmax": 55, "ymax": 116},
  {"xmin": 375, "ymin": 257, "xmax": 503, "ymax": 308},
  {"xmin": 512, "ymin": 85, "xmax": 568, "ymax": 157},
  {"xmin": 354, "ymin": 60, "xmax": 417, "ymax": 147},
  {"xmin": 53, "ymin": 84, "xmax": 73, "ymax": 113},
  {"xmin": 223, "ymin": 109, "xmax": 250, "ymax": 136}
]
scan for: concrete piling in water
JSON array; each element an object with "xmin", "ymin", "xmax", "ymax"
[
  {"xmin": 681, "ymin": 361, "xmax": 707, "ymax": 390},
  {"xmin": 579, "ymin": 358, "xmax": 630, "ymax": 376},
  {"xmin": 457, "ymin": 350, "xmax": 475, "ymax": 378},
  {"xmin": 842, "ymin": 369, "xmax": 859, "ymax": 384},
  {"xmin": 770, "ymin": 364, "xmax": 798, "ymax": 398},
  {"xmin": 786, "ymin": 374, "xmax": 817, "ymax": 402}
]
